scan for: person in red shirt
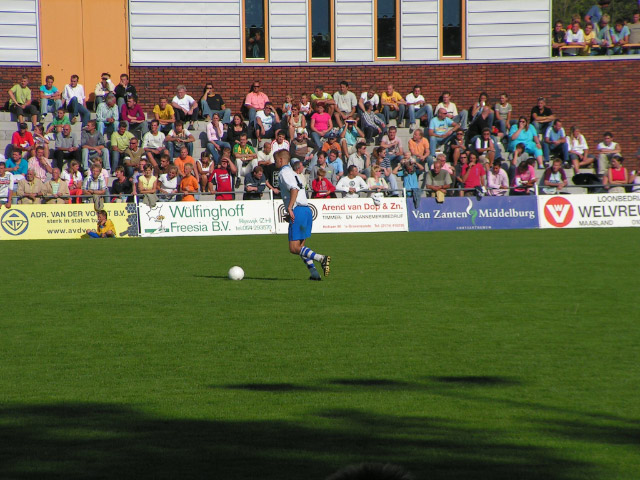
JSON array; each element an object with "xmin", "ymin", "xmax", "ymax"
[
  {"xmin": 11, "ymin": 123, "xmax": 35, "ymax": 158},
  {"xmin": 461, "ymin": 151, "xmax": 486, "ymax": 196},
  {"xmin": 311, "ymin": 167, "xmax": 336, "ymax": 198},
  {"xmin": 208, "ymin": 157, "xmax": 238, "ymax": 200}
]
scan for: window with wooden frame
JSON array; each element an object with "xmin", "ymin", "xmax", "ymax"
[
  {"xmin": 244, "ymin": 0, "xmax": 268, "ymax": 61},
  {"xmin": 309, "ymin": 0, "xmax": 334, "ymax": 61},
  {"xmin": 375, "ymin": 0, "xmax": 400, "ymax": 59},
  {"xmin": 440, "ymin": 0, "xmax": 465, "ymax": 59}
]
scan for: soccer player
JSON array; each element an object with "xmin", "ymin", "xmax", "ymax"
[{"xmin": 276, "ymin": 150, "xmax": 330, "ymax": 281}]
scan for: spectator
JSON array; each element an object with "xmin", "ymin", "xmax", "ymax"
[
  {"xmin": 81, "ymin": 120, "xmax": 109, "ymax": 172},
  {"xmin": 243, "ymin": 165, "xmax": 267, "ymax": 200},
  {"xmin": 602, "ymin": 155, "xmax": 627, "ymax": 192},
  {"xmin": 357, "ymin": 85, "xmax": 380, "ymax": 116},
  {"xmin": 494, "ymin": 93, "xmax": 512, "ymax": 138},
  {"xmin": 166, "ymin": 121, "xmax": 195, "ymax": 159},
  {"xmin": 156, "ymin": 153, "xmax": 172, "ymax": 177},
  {"xmin": 171, "ymin": 85, "xmax": 198, "ymax": 130},
  {"xmin": 461, "ymin": 151, "xmax": 486, "ymax": 196},
  {"xmin": 366, "ymin": 165, "xmax": 389, "ymax": 196},
  {"xmin": 281, "ymin": 93, "xmax": 294, "ymax": 122},
  {"xmin": 96, "ymin": 93, "xmax": 119, "ymax": 136},
  {"xmin": 530, "ymin": 97, "xmax": 555, "ymax": 134},
  {"xmin": 0, "ymin": 162, "xmax": 14, "ymax": 207},
  {"xmin": 474, "ymin": 127, "xmax": 499, "ymax": 165},
  {"xmin": 16, "ymin": 169, "xmax": 43, "ymax": 204},
  {"xmin": 6, "ymin": 150, "xmax": 28, "ymax": 181},
  {"xmin": 593, "ymin": 15, "xmax": 613, "ymax": 55},
  {"xmin": 123, "ymin": 137, "xmax": 145, "ymax": 177},
  {"xmin": 347, "ymin": 142, "xmax": 370, "ymax": 180},
  {"xmin": 541, "ymin": 159, "xmax": 568, "ymax": 194},
  {"xmin": 290, "ymin": 128, "xmax": 319, "ymax": 167},
  {"xmin": 449, "ymin": 130, "xmax": 466, "ymax": 166},
  {"xmin": 333, "ymin": 81, "xmax": 358, "ymax": 128},
  {"xmin": 32, "ymin": 124, "xmax": 50, "ymax": 160},
  {"xmin": 61, "ymin": 160, "xmax": 83, "ymax": 203},
  {"xmin": 262, "ymin": 148, "xmax": 284, "ymax": 198},
  {"xmin": 320, "ymin": 133, "xmax": 342, "ymax": 158},
  {"xmin": 629, "ymin": 12, "xmax": 640, "ymax": 54},
  {"xmin": 585, "ymin": 1, "xmax": 609, "ymax": 29},
  {"xmin": 378, "ymin": 147, "xmax": 400, "ymax": 196},
  {"xmin": 508, "ymin": 116, "xmax": 544, "ymax": 169},
  {"xmin": 582, "ymin": 23, "xmax": 598, "ymax": 55},
  {"xmin": 512, "ymin": 160, "xmax": 537, "ymax": 195},
  {"xmin": 435, "ymin": 91, "xmax": 468, "ymax": 130},
  {"xmin": 299, "ymin": 93, "xmax": 312, "ymax": 120},
  {"xmin": 111, "ymin": 121, "xmax": 135, "ymax": 172},
  {"xmin": 564, "ymin": 20, "xmax": 586, "ymax": 56},
  {"xmin": 310, "ymin": 103, "xmax": 333, "ymax": 146},
  {"xmin": 405, "ymin": 85, "xmax": 433, "ymax": 133},
  {"xmin": 200, "ymin": 83, "xmax": 231, "ymax": 124},
  {"xmin": 255, "ymin": 103, "xmax": 280, "ymax": 142},
  {"xmin": 610, "ymin": 19, "xmax": 630, "ymax": 54},
  {"xmin": 469, "ymin": 91, "xmax": 493, "ymax": 126},
  {"xmin": 569, "ymin": 126, "xmax": 592, "ymax": 174},
  {"xmin": 381, "ymin": 126, "xmax": 406, "ymax": 168},
  {"xmin": 8, "ymin": 74, "xmax": 38, "ymax": 126},
  {"xmin": 543, "ymin": 119, "xmax": 569, "ymax": 167},
  {"xmin": 110, "ymin": 166, "xmax": 134, "ymax": 202},
  {"xmin": 309, "ymin": 151, "xmax": 336, "ymax": 185},
  {"xmin": 339, "ymin": 120, "xmax": 365, "ymax": 158},
  {"xmin": 246, "ymin": 28, "xmax": 265, "ymax": 58},
  {"xmin": 209, "ymin": 156, "xmax": 237, "ymax": 200},
  {"xmin": 311, "ymin": 166, "xmax": 336, "ymax": 198},
  {"xmin": 467, "ymin": 106, "xmax": 494, "ymax": 144},
  {"xmin": 196, "ymin": 152, "xmax": 215, "ymax": 192},
  {"xmin": 425, "ymin": 159, "xmax": 452, "ymax": 197},
  {"xmin": 408, "ymin": 128, "xmax": 431, "ymax": 166},
  {"xmin": 86, "ymin": 210, "xmax": 116, "ymax": 238},
  {"xmin": 486, "ymin": 160, "xmax": 510, "ymax": 196},
  {"xmin": 380, "ymin": 83, "xmax": 406, "ymax": 127},
  {"xmin": 310, "ymin": 85, "xmax": 335, "ymax": 116},
  {"xmin": 552, "ymin": 20, "xmax": 567, "ymax": 56},
  {"xmin": 394, "ymin": 159, "xmax": 424, "ymax": 205},
  {"xmin": 131, "ymin": 158, "xmax": 147, "ymax": 187},
  {"xmin": 28, "ymin": 146, "xmax": 52, "ymax": 183},
  {"xmin": 142, "ymin": 120, "xmax": 166, "ymax": 168},
  {"xmin": 39, "ymin": 75, "xmax": 63, "ymax": 122},
  {"xmin": 11, "ymin": 122, "xmax": 35, "ymax": 159},
  {"xmin": 271, "ymin": 131, "xmax": 290, "ymax": 155},
  {"xmin": 257, "ymin": 142, "xmax": 273, "ymax": 166},
  {"xmin": 137, "ymin": 163, "xmax": 158, "ymax": 206},
  {"xmin": 429, "ymin": 108, "xmax": 461, "ymax": 157},
  {"xmin": 93, "ymin": 73, "xmax": 115, "ymax": 109},
  {"xmin": 233, "ymin": 133, "xmax": 258, "ymax": 178},
  {"xmin": 434, "ymin": 152, "xmax": 454, "ymax": 176},
  {"xmin": 336, "ymin": 165, "xmax": 367, "ymax": 198},
  {"xmin": 42, "ymin": 167, "xmax": 69, "ymax": 204},
  {"xmin": 46, "ymin": 107, "xmax": 71, "ymax": 135},
  {"xmin": 204, "ymin": 113, "xmax": 229, "ymax": 164},
  {"xmin": 157, "ymin": 165, "xmax": 179, "ymax": 202},
  {"xmin": 287, "ymin": 104, "xmax": 307, "ymax": 140},
  {"xmin": 174, "ymin": 146, "xmax": 198, "ymax": 180},
  {"xmin": 244, "ymin": 81, "xmax": 269, "ymax": 128},
  {"xmin": 179, "ymin": 163, "xmax": 199, "ymax": 201},
  {"xmin": 327, "ymin": 149, "xmax": 345, "ymax": 181},
  {"xmin": 121, "ymin": 94, "xmax": 147, "ymax": 140},
  {"xmin": 53, "ymin": 124, "xmax": 81, "ymax": 171},
  {"xmin": 62, "ymin": 74, "xmax": 90, "ymax": 127},
  {"xmin": 153, "ymin": 96, "xmax": 175, "ymax": 135},
  {"xmin": 82, "ymin": 164, "xmax": 107, "ymax": 201},
  {"xmin": 596, "ymin": 131, "xmax": 621, "ymax": 175},
  {"xmin": 114, "ymin": 73, "xmax": 136, "ymax": 109},
  {"xmin": 227, "ymin": 113, "xmax": 248, "ymax": 146},
  {"xmin": 361, "ymin": 101, "xmax": 386, "ymax": 144}
]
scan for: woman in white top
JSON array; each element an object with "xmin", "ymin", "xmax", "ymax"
[
  {"xmin": 568, "ymin": 126, "xmax": 593, "ymax": 174},
  {"xmin": 366, "ymin": 165, "xmax": 389, "ymax": 196},
  {"xmin": 61, "ymin": 160, "xmax": 83, "ymax": 203},
  {"xmin": 197, "ymin": 152, "xmax": 214, "ymax": 192}
]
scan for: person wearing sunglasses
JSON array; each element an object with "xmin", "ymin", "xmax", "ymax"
[{"xmin": 244, "ymin": 81, "xmax": 270, "ymax": 130}]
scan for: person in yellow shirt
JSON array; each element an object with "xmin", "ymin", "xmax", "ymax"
[
  {"xmin": 87, "ymin": 210, "xmax": 116, "ymax": 238},
  {"xmin": 380, "ymin": 83, "xmax": 407, "ymax": 127},
  {"xmin": 581, "ymin": 22, "xmax": 597, "ymax": 55},
  {"xmin": 153, "ymin": 96, "xmax": 175, "ymax": 134}
]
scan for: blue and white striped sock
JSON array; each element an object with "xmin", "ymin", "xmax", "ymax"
[
  {"xmin": 300, "ymin": 246, "xmax": 324, "ymax": 262},
  {"xmin": 301, "ymin": 256, "xmax": 315, "ymax": 271}
]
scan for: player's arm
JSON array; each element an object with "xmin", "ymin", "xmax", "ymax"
[{"xmin": 287, "ymin": 187, "xmax": 298, "ymax": 221}]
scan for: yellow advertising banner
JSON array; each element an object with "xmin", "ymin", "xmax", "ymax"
[{"xmin": 0, "ymin": 203, "xmax": 138, "ymax": 240}]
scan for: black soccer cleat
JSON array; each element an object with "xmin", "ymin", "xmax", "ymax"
[
  {"xmin": 309, "ymin": 269, "xmax": 322, "ymax": 281},
  {"xmin": 321, "ymin": 256, "xmax": 331, "ymax": 277}
]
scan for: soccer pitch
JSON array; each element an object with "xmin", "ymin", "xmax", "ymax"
[{"xmin": 1, "ymin": 229, "xmax": 638, "ymax": 479}]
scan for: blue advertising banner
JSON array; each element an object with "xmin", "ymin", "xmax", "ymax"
[{"xmin": 408, "ymin": 196, "xmax": 539, "ymax": 231}]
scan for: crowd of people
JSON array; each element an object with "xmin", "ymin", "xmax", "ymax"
[{"xmin": 1, "ymin": 71, "xmax": 639, "ymax": 209}]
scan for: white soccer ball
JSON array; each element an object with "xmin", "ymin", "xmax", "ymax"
[{"xmin": 228, "ymin": 266, "xmax": 244, "ymax": 281}]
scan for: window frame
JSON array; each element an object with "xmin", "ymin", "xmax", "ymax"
[
  {"xmin": 439, "ymin": 0, "xmax": 466, "ymax": 60},
  {"xmin": 242, "ymin": 0, "xmax": 269, "ymax": 63},
  {"xmin": 308, "ymin": 0, "xmax": 335, "ymax": 62},
  {"xmin": 374, "ymin": 0, "xmax": 400, "ymax": 60}
]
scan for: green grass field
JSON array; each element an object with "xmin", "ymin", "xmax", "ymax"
[{"xmin": 1, "ymin": 229, "xmax": 639, "ymax": 479}]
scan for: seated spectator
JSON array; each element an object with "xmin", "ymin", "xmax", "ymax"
[
  {"xmin": 96, "ymin": 93, "xmax": 119, "ymax": 136},
  {"xmin": 543, "ymin": 120, "xmax": 569, "ymax": 167},
  {"xmin": 310, "ymin": 103, "xmax": 333, "ymax": 146},
  {"xmin": 406, "ymin": 85, "xmax": 433, "ymax": 132},
  {"xmin": 435, "ymin": 91, "xmax": 468, "ymax": 130},
  {"xmin": 336, "ymin": 165, "xmax": 367, "ymax": 198},
  {"xmin": 243, "ymin": 165, "xmax": 267, "ymax": 200},
  {"xmin": 290, "ymin": 128, "xmax": 319, "ymax": 167},
  {"xmin": 310, "ymin": 85, "xmax": 335, "ymax": 116},
  {"xmin": 596, "ymin": 131, "xmax": 621, "ymax": 175},
  {"xmin": 271, "ymin": 131, "xmax": 290, "ymax": 155},
  {"xmin": 244, "ymin": 81, "xmax": 269, "ymax": 128},
  {"xmin": 171, "ymin": 85, "xmax": 198, "ymax": 130},
  {"xmin": 131, "ymin": 158, "xmax": 147, "ymax": 187},
  {"xmin": 110, "ymin": 121, "xmax": 135, "ymax": 171},
  {"xmin": 460, "ymin": 152, "xmax": 486, "ymax": 196},
  {"xmin": 467, "ymin": 106, "xmax": 494, "ymax": 145},
  {"xmin": 255, "ymin": 103, "xmax": 280, "ymax": 142},
  {"xmin": 42, "ymin": 167, "xmax": 69, "ymax": 204},
  {"xmin": 137, "ymin": 163, "xmax": 158, "ymax": 206},
  {"xmin": 486, "ymin": 160, "xmax": 510, "ymax": 196},
  {"xmin": 200, "ymin": 83, "xmax": 231, "ymax": 124},
  {"xmin": 288, "ymin": 104, "xmax": 307, "ymax": 140},
  {"xmin": 512, "ymin": 160, "xmax": 536, "ymax": 195},
  {"xmin": 357, "ymin": 85, "xmax": 380, "ymax": 116},
  {"xmin": 166, "ymin": 121, "xmax": 195, "ymax": 159},
  {"xmin": 552, "ymin": 20, "xmax": 566, "ymax": 56},
  {"xmin": 110, "ymin": 166, "xmax": 134, "ymax": 202},
  {"xmin": 602, "ymin": 155, "xmax": 627, "ymax": 192},
  {"xmin": 121, "ymin": 94, "xmax": 147, "ymax": 140},
  {"xmin": 61, "ymin": 160, "xmax": 83, "ymax": 203},
  {"xmin": 28, "ymin": 146, "xmax": 52, "ymax": 183},
  {"xmin": 493, "ymin": 93, "xmax": 512, "ymax": 138},
  {"xmin": 86, "ymin": 209, "xmax": 116, "ymax": 238},
  {"xmin": 469, "ymin": 92, "xmax": 494, "ymax": 126},
  {"xmin": 91, "ymin": 159, "xmax": 110, "ymax": 185},
  {"xmin": 53, "ymin": 124, "xmax": 81, "ymax": 171},
  {"xmin": 81, "ymin": 120, "xmax": 109, "ymax": 172},
  {"xmin": 174, "ymin": 146, "xmax": 198, "ymax": 181},
  {"xmin": 93, "ymin": 73, "xmax": 115, "ymax": 109},
  {"xmin": 17, "ymin": 169, "xmax": 43, "ymax": 204},
  {"xmin": 142, "ymin": 120, "xmax": 166, "ymax": 169},
  {"xmin": 508, "ymin": 117, "xmax": 544, "ymax": 169},
  {"xmin": 123, "ymin": 137, "xmax": 146, "ymax": 177},
  {"xmin": 82, "ymin": 164, "xmax": 107, "ymax": 201},
  {"xmin": 157, "ymin": 165, "xmax": 179, "ymax": 201},
  {"xmin": 257, "ymin": 142, "xmax": 273, "ymax": 166},
  {"xmin": 378, "ymin": 148, "xmax": 400, "ymax": 196},
  {"xmin": 429, "ymin": 108, "xmax": 461, "ymax": 157},
  {"xmin": 309, "ymin": 166, "xmax": 334, "ymax": 198},
  {"xmin": 339, "ymin": 120, "xmax": 364, "ymax": 159},
  {"xmin": 180, "ymin": 163, "xmax": 199, "ymax": 201},
  {"xmin": 262, "ymin": 151, "xmax": 284, "ymax": 198},
  {"xmin": 360, "ymin": 101, "xmax": 386, "ymax": 144},
  {"xmin": 592, "ymin": 15, "xmax": 613, "ymax": 55},
  {"xmin": 474, "ymin": 127, "xmax": 500, "ymax": 165},
  {"xmin": 46, "ymin": 107, "xmax": 71, "ymax": 135},
  {"xmin": 449, "ymin": 130, "xmax": 466, "ymax": 166},
  {"xmin": 629, "ymin": 12, "xmax": 640, "ymax": 54},
  {"xmin": 347, "ymin": 142, "xmax": 370, "ymax": 180},
  {"xmin": 209, "ymin": 156, "xmax": 237, "ymax": 200},
  {"xmin": 156, "ymin": 153, "xmax": 172, "ymax": 177},
  {"xmin": 530, "ymin": 97, "xmax": 555, "ymax": 135},
  {"xmin": 366, "ymin": 165, "xmax": 389, "ymax": 196},
  {"xmin": 582, "ymin": 23, "xmax": 598, "ymax": 54},
  {"xmin": 32, "ymin": 124, "xmax": 50, "ymax": 162},
  {"xmin": 309, "ymin": 151, "xmax": 337, "ymax": 185},
  {"xmin": 153, "ymin": 96, "xmax": 175, "ymax": 135},
  {"xmin": 408, "ymin": 128, "xmax": 430, "ymax": 166},
  {"xmin": 6, "ymin": 150, "xmax": 28, "ymax": 181},
  {"xmin": 434, "ymin": 152, "xmax": 454, "ymax": 176},
  {"xmin": 114, "ymin": 73, "xmax": 136, "ymax": 109},
  {"xmin": 332, "ymin": 81, "xmax": 358, "ymax": 128},
  {"xmin": 281, "ymin": 93, "xmax": 294, "ymax": 123},
  {"xmin": 425, "ymin": 159, "xmax": 452, "ymax": 197},
  {"xmin": 0, "ymin": 161, "xmax": 14, "ymax": 207},
  {"xmin": 8, "ymin": 74, "xmax": 38, "ymax": 126},
  {"xmin": 394, "ymin": 159, "xmax": 424, "ymax": 205},
  {"xmin": 233, "ymin": 133, "xmax": 258, "ymax": 177},
  {"xmin": 610, "ymin": 18, "xmax": 630, "ymax": 54},
  {"xmin": 380, "ymin": 84, "xmax": 406, "ymax": 127},
  {"xmin": 299, "ymin": 93, "xmax": 312, "ymax": 121},
  {"xmin": 564, "ymin": 21, "xmax": 586, "ymax": 55},
  {"xmin": 39, "ymin": 75, "xmax": 63, "ymax": 122},
  {"xmin": 227, "ymin": 114, "xmax": 248, "ymax": 146},
  {"xmin": 62, "ymin": 74, "xmax": 90, "ymax": 127},
  {"xmin": 569, "ymin": 126, "xmax": 592, "ymax": 173},
  {"xmin": 541, "ymin": 159, "xmax": 568, "ymax": 194},
  {"xmin": 11, "ymin": 122, "xmax": 35, "ymax": 159},
  {"xmin": 196, "ymin": 152, "xmax": 215, "ymax": 192},
  {"xmin": 327, "ymin": 149, "xmax": 345, "ymax": 181},
  {"xmin": 381, "ymin": 126, "xmax": 406, "ymax": 168}
]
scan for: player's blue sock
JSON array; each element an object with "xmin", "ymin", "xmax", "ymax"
[
  {"xmin": 301, "ymin": 257, "xmax": 315, "ymax": 270},
  {"xmin": 300, "ymin": 246, "xmax": 324, "ymax": 262}
]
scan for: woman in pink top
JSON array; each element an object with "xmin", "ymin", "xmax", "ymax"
[
  {"xmin": 512, "ymin": 160, "xmax": 537, "ymax": 195},
  {"xmin": 310, "ymin": 103, "xmax": 332, "ymax": 147},
  {"xmin": 603, "ymin": 155, "xmax": 628, "ymax": 193},
  {"xmin": 244, "ymin": 81, "xmax": 269, "ymax": 128},
  {"xmin": 461, "ymin": 152, "xmax": 486, "ymax": 196},
  {"xmin": 206, "ymin": 113, "xmax": 231, "ymax": 163}
]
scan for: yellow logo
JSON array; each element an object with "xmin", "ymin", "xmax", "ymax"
[{"xmin": 1, "ymin": 209, "xmax": 29, "ymax": 236}]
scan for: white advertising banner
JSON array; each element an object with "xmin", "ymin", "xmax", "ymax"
[
  {"xmin": 538, "ymin": 193, "xmax": 640, "ymax": 229},
  {"xmin": 273, "ymin": 197, "xmax": 408, "ymax": 234},
  {"xmin": 138, "ymin": 201, "xmax": 275, "ymax": 237}
]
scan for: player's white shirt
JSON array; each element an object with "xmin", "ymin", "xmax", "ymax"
[
  {"xmin": 278, "ymin": 164, "xmax": 308, "ymax": 207},
  {"xmin": 0, "ymin": 172, "xmax": 15, "ymax": 199},
  {"xmin": 336, "ymin": 175, "xmax": 367, "ymax": 198}
]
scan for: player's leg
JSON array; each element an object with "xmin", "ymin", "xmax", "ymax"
[{"xmin": 296, "ymin": 239, "xmax": 321, "ymax": 280}]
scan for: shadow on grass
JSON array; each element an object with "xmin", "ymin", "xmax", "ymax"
[
  {"xmin": 195, "ymin": 274, "xmax": 292, "ymax": 281},
  {"xmin": 429, "ymin": 376, "xmax": 522, "ymax": 386},
  {"xmin": 0, "ymin": 403, "xmax": 595, "ymax": 480},
  {"xmin": 220, "ymin": 382, "xmax": 321, "ymax": 392}
]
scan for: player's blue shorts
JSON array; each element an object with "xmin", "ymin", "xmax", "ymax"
[{"xmin": 288, "ymin": 205, "xmax": 313, "ymax": 241}]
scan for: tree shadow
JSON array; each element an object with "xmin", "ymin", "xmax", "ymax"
[
  {"xmin": 428, "ymin": 376, "xmax": 522, "ymax": 387},
  {"xmin": 219, "ymin": 382, "xmax": 321, "ymax": 392},
  {"xmin": 0, "ymin": 403, "xmax": 597, "ymax": 480}
]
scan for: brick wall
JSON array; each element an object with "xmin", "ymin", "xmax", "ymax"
[
  {"xmin": 129, "ymin": 59, "xmax": 640, "ymax": 169},
  {"xmin": 0, "ymin": 66, "xmax": 42, "ymax": 108}
]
